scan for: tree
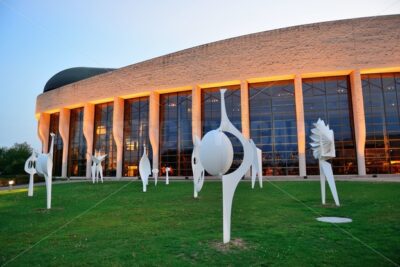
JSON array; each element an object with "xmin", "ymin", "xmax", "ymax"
[{"xmin": 0, "ymin": 142, "xmax": 33, "ymax": 175}]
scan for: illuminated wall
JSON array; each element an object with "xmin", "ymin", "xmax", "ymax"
[
  {"xmin": 159, "ymin": 91, "xmax": 192, "ymax": 176},
  {"xmin": 68, "ymin": 107, "xmax": 87, "ymax": 176},
  {"xmin": 93, "ymin": 102, "xmax": 117, "ymax": 176},
  {"xmin": 123, "ymin": 97, "xmax": 150, "ymax": 176},
  {"xmin": 362, "ymin": 73, "xmax": 400, "ymax": 174},
  {"xmin": 249, "ymin": 81, "xmax": 299, "ymax": 175},
  {"xmin": 303, "ymin": 76, "xmax": 357, "ymax": 174},
  {"xmin": 201, "ymin": 86, "xmax": 242, "ymax": 173},
  {"xmin": 48, "ymin": 112, "xmax": 63, "ymax": 176}
]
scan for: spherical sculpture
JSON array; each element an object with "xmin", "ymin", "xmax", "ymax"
[{"xmin": 199, "ymin": 129, "xmax": 233, "ymax": 176}]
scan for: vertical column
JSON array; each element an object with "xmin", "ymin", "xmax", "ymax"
[
  {"xmin": 37, "ymin": 113, "xmax": 50, "ymax": 153},
  {"xmin": 192, "ymin": 85, "xmax": 202, "ymax": 141},
  {"xmin": 350, "ymin": 70, "xmax": 366, "ymax": 176},
  {"xmin": 59, "ymin": 108, "xmax": 70, "ymax": 177},
  {"xmin": 241, "ymin": 81, "xmax": 250, "ymax": 139},
  {"xmin": 83, "ymin": 103, "xmax": 95, "ymax": 178},
  {"xmin": 295, "ymin": 74, "xmax": 307, "ymax": 177},
  {"xmin": 113, "ymin": 97, "xmax": 124, "ymax": 178},
  {"xmin": 149, "ymin": 91, "xmax": 160, "ymax": 169}
]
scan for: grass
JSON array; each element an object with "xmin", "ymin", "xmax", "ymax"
[{"xmin": 0, "ymin": 180, "xmax": 399, "ymax": 266}]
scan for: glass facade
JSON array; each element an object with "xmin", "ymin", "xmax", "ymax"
[
  {"xmin": 202, "ymin": 85, "xmax": 242, "ymax": 173},
  {"xmin": 303, "ymin": 76, "xmax": 357, "ymax": 175},
  {"xmin": 362, "ymin": 73, "xmax": 400, "ymax": 174},
  {"xmin": 123, "ymin": 97, "xmax": 150, "ymax": 176},
  {"xmin": 68, "ymin": 107, "xmax": 87, "ymax": 176},
  {"xmin": 249, "ymin": 81, "xmax": 299, "ymax": 175},
  {"xmin": 49, "ymin": 112, "xmax": 63, "ymax": 176},
  {"xmin": 93, "ymin": 102, "xmax": 117, "ymax": 177},
  {"xmin": 159, "ymin": 91, "xmax": 193, "ymax": 176}
]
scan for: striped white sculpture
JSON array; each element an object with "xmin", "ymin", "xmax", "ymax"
[
  {"xmin": 24, "ymin": 151, "xmax": 37, "ymax": 197},
  {"xmin": 191, "ymin": 135, "xmax": 205, "ymax": 198},
  {"xmin": 90, "ymin": 152, "xmax": 107, "ymax": 183},
  {"xmin": 310, "ymin": 118, "xmax": 340, "ymax": 207},
  {"xmin": 139, "ymin": 145, "xmax": 151, "ymax": 192}
]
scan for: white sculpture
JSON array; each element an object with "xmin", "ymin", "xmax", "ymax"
[
  {"xmin": 165, "ymin": 167, "xmax": 171, "ymax": 185},
  {"xmin": 250, "ymin": 140, "xmax": 263, "ymax": 189},
  {"xmin": 24, "ymin": 151, "xmax": 37, "ymax": 197},
  {"xmin": 139, "ymin": 145, "xmax": 151, "ymax": 192},
  {"xmin": 90, "ymin": 152, "xmax": 107, "ymax": 183},
  {"xmin": 35, "ymin": 133, "xmax": 55, "ymax": 209},
  {"xmin": 152, "ymin": 168, "xmax": 159, "ymax": 186},
  {"xmin": 191, "ymin": 136, "xmax": 205, "ymax": 198},
  {"xmin": 310, "ymin": 118, "xmax": 340, "ymax": 207},
  {"xmin": 199, "ymin": 89, "xmax": 253, "ymax": 243}
]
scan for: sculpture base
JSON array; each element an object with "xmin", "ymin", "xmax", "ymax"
[{"xmin": 316, "ymin": 217, "xmax": 352, "ymax": 223}]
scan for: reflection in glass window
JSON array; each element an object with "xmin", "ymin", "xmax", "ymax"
[
  {"xmin": 303, "ymin": 76, "xmax": 357, "ymax": 175},
  {"xmin": 68, "ymin": 107, "xmax": 87, "ymax": 176},
  {"xmin": 49, "ymin": 112, "xmax": 63, "ymax": 176},
  {"xmin": 159, "ymin": 91, "xmax": 192, "ymax": 176},
  {"xmin": 123, "ymin": 97, "xmax": 150, "ymax": 177},
  {"xmin": 93, "ymin": 102, "xmax": 117, "ymax": 177},
  {"xmin": 362, "ymin": 73, "xmax": 400, "ymax": 174},
  {"xmin": 202, "ymin": 86, "xmax": 242, "ymax": 173},
  {"xmin": 249, "ymin": 81, "xmax": 298, "ymax": 175}
]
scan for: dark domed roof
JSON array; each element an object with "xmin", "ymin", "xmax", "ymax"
[{"xmin": 43, "ymin": 67, "xmax": 115, "ymax": 92}]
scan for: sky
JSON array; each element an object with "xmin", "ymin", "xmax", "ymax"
[{"xmin": 0, "ymin": 0, "xmax": 399, "ymax": 150}]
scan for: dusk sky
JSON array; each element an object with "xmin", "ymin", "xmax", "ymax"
[{"xmin": 0, "ymin": 0, "xmax": 399, "ymax": 150}]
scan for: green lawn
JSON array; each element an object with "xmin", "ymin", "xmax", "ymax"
[{"xmin": 0, "ymin": 181, "xmax": 399, "ymax": 266}]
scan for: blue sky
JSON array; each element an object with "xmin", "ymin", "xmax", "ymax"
[{"xmin": 0, "ymin": 0, "xmax": 399, "ymax": 150}]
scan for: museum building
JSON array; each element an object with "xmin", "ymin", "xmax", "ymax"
[{"xmin": 35, "ymin": 15, "xmax": 400, "ymax": 178}]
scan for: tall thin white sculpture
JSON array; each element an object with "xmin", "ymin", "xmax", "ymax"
[
  {"xmin": 152, "ymin": 168, "xmax": 159, "ymax": 186},
  {"xmin": 90, "ymin": 152, "xmax": 107, "ymax": 183},
  {"xmin": 165, "ymin": 167, "xmax": 171, "ymax": 185},
  {"xmin": 310, "ymin": 118, "xmax": 340, "ymax": 207},
  {"xmin": 191, "ymin": 136, "xmax": 205, "ymax": 198},
  {"xmin": 250, "ymin": 140, "xmax": 263, "ymax": 189},
  {"xmin": 35, "ymin": 133, "xmax": 55, "ymax": 209},
  {"xmin": 24, "ymin": 152, "xmax": 37, "ymax": 197},
  {"xmin": 139, "ymin": 145, "xmax": 151, "ymax": 192},
  {"xmin": 199, "ymin": 89, "xmax": 253, "ymax": 243}
]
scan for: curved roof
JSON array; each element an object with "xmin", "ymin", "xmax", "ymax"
[{"xmin": 43, "ymin": 67, "xmax": 115, "ymax": 92}]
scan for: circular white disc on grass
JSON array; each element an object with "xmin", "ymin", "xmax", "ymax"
[{"xmin": 317, "ymin": 217, "xmax": 352, "ymax": 223}]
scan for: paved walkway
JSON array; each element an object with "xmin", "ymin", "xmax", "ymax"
[{"xmin": 1, "ymin": 175, "xmax": 399, "ymax": 191}]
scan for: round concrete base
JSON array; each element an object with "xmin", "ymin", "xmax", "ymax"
[{"xmin": 316, "ymin": 217, "xmax": 352, "ymax": 223}]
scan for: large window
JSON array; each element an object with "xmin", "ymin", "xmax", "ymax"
[
  {"xmin": 49, "ymin": 112, "xmax": 63, "ymax": 176},
  {"xmin": 68, "ymin": 107, "xmax": 87, "ymax": 176},
  {"xmin": 303, "ymin": 76, "xmax": 357, "ymax": 175},
  {"xmin": 123, "ymin": 97, "xmax": 150, "ymax": 177},
  {"xmin": 362, "ymin": 73, "xmax": 400, "ymax": 174},
  {"xmin": 249, "ymin": 81, "xmax": 298, "ymax": 175},
  {"xmin": 93, "ymin": 102, "xmax": 117, "ymax": 177},
  {"xmin": 159, "ymin": 91, "xmax": 192, "ymax": 176},
  {"xmin": 202, "ymin": 86, "xmax": 242, "ymax": 173}
]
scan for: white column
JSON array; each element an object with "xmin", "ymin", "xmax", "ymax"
[
  {"xmin": 113, "ymin": 97, "xmax": 124, "ymax": 178},
  {"xmin": 149, "ymin": 91, "xmax": 160, "ymax": 169},
  {"xmin": 295, "ymin": 74, "xmax": 307, "ymax": 177},
  {"xmin": 350, "ymin": 70, "xmax": 367, "ymax": 176},
  {"xmin": 83, "ymin": 103, "xmax": 95, "ymax": 178},
  {"xmin": 38, "ymin": 113, "xmax": 50, "ymax": 153},
  {"xmin": 59, "ymin": 108, "xmax": 70, "ymax": 177}
]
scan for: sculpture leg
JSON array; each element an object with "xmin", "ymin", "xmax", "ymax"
[
  {"xmin": 222, "ymin": 176, "xmax": 240, "ymax": 243},
  {"xmin": 251, "ymin": 167, "xmax": 256, "ymax": 189},
  {"xmin": 320, "ymin": 160, "xmax": 340, "ymax": 206},
  {"xmin": 166, "ymin": 173, "xmax": 169, "ymax": 185},
  {"xmin": 91, "ymin": 165, "xmax": 96, "ymax": 184},
  {"xmin": 194, "ymin": 188, "xmax": 198, "ymax": 198},
  {"xmin": 257, "ymin": 149, "xmax": 263, "ymax": 188},
  {"xmin": 45, "ymin": 174, "xmax": 52, "ymax": 209},
  {"xmin": 155, "ymin": 174, "xmax": 157, "ymax": 186},
  {"xmin": 319, "ymin": 161, "xmax": 326, "ymax": 205},
  {"xmin": 142, "ymin": 178, "xmax": 147, "ymax": 192},
  {"xmin": 28, "ymin": 173, "xmax": 34, "ymax": 197},
  {"xmin": 100, "ymin": 167, "xmax": 103, "ymax": 183}
]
